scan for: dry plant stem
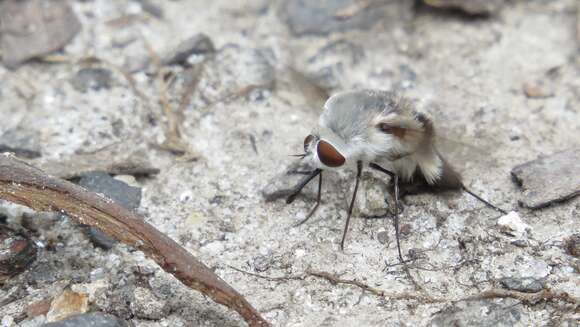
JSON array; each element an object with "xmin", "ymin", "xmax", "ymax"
[
  {"xmin": 306, "ymin": 270, "xmax": 441, "ymax": 303},
  {"xmin": 0, "ymin": 155, "xmax": 270, "ymax": 327},
  {"xmin": 142, "ymin": 38, "xmax": 195, "ymax": 156},
  {"xmin": 230, "ymin": 266, "xmax": 578, "ymax": 307},
  {"xmin": 179, "ymin": 65, "xmax": 204, "ymax": 112},
  {"xmin": 457, "ymin": 288, "xmax": 579, "ymax": 306}
]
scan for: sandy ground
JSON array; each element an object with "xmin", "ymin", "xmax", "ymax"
[{"xmin": 1, "ymin": 0, "xmax": 579, "ymax": 326}]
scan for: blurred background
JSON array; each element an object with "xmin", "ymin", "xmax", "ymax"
[{"xmin": 1, "ymin": 1, "xmax": 579, "ymax": 326}]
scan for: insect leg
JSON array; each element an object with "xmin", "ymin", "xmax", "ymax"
[
  {"xmin": 340, "ymin": 161, "xmax": 363, "ymax": 250},
  {"xmin": 369, "ymin": 163, "xmax": 405, "ymax": 262},
  {"xmin": 462, "ymin": 186, "xmax": 507, "ymax": 215},
  {"xmin": 294, "ymin": 172, "xmax": 323, "ymax": 226},
  {"xmin": 286, "ymin": 169, "xmax": 322, "ymax": 204}
]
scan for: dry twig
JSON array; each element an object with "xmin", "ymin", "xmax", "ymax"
[
  {"xmin": 229, "ymin": 266, "xmax": 579, "ymax": 308},
  {"xmin": 457, "ymin": 288, "xmax": 578, "ymax": 306},
  {"xmin": 143, "ymin": 39, "xmax": 198, "ymax": 158},
  {"xmin": 306, "ymin": 269, "xmax": 441, "ymax": 303},
  {"xmin": 0, "ymin": 154, "xmax": 269, "ymax": 327}
]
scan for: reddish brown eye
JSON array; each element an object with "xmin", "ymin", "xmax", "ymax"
[
  {"xmin": 317, "ymin": 140, "xmax": 345, "ymax": 167},
  {"xmin": 304, "ymin": 134, "xmax": 314, "ymax": 152},
  {"xmin": 378, "ymin": 123, "xmax": 406, "ymax": 138}
]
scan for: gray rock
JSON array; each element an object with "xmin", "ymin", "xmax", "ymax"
[
  {"xmin": 376, "ymin": 230, "xmax": 389, "ymax": 245},
  {"xmin": 94, "ymin": 287, "xmax": 134, "ymax": 320},
  {"xmin": 308, "ymin": 39, "xmax": 365, "ymax": 66},
  {"xmin": 84, "ymin": 228, "xmax": 117, "ymax": 251},
  {"xmin": 0, "ymin": 0, "xmax": 81, "ymax": 69},
  {"xmin": 0, "ymin": 128, "xmax": 42, "ymax": 159},
  {"xmin": 429, "ymin": 300, "xmax": 522, "ymax": 327},
  {"xmin": 70, "ymin": 68, "xmax": 113, "ymax": 93},
  {"xmin": 499, "ymin": 277, "xmax": 545, "ymax": 293},
  {"xmin": 77, "ymin": 171, "xmax": 142, "ymax": 211},
  {"xmin": 26, "ymin": 258, "xmax": 65, "ymax": 286},
  {"xmin": 40, "ymin": 312, "xmax": 128, "ymax": 327},
  {"xmin": 77, "ymin": 171, "xmax": 142, "ymax": 249},
  {"xmin": 130, "ymin": 287, "xmax": 167, "ymax": 320},
  {"xmin": 279, "ymin": 0, "xmax": 413, "ymax": 36},
  {"xmin": 197, "ymin": 45, "xmax": 276, "ymax": 103},
  {"xmin": 253, "ymin": 255, "xmax": 272, "ymax": 272},
  {"xmin": 138, "ymin": 0, "xmax": 164, "ymax": 18},
  {"xmin": 161, "ymin": 34, "xmax": 215, "ymax": 66},
  {"xmin": 511, "ymin": 148, "xmax": 580, "ymax": 209}
]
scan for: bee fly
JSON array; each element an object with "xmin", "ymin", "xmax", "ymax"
[{"xmin": 286, "ymin": 89, "xmax": 506, "ymax": 260}]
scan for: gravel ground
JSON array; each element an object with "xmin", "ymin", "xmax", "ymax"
[{"xmin": 1, "ymin": 1, "xmax": 579, "ymax": 326}]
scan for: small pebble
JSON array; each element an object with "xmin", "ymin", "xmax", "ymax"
[
  {"xmin": 497, "ymin": 211, "xmax": 529, "ymax": 238},
  {"xmin": 70, "ymin": 68, "xmax": 113, "ymax": 93},
  {"xmin": 253, "ymin": 255, "xmax": 272, "ymax": 272},
  {"xmin": 46, "ymin": 289, "xmax": 89, "ymax": 322},
  {"xmin": 40, "ymin": 312, "xmax": 128, "ymax": 327},
  {"xmin": 564, "ymin": 234, "xmax": 580, "ymax": 257},
  {"xmin": 0, "ymin": 225, "xmax": 37, "ymax": 282},
  {"xmin": 399, "ymin": 224, "xmax": 412, "ymax": 237},
  {"xmin": 161, "ymin": 34, "xmax": 215, "ymax": 66},
  {"xmin": 376, "ymin": 230, "xmax": 389, "ymax": 244},
  {"xmin": 130, "ymin": 287, "xmax": 167, "ymax": 320},
  {"xmin": 499, "ymin": 277, "xmax": 545, "ymax": 293}
]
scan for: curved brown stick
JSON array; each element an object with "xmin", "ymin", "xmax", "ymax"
[{"xmin": 0, "ymin": 154, "xmax": 269, "ymax": 327}]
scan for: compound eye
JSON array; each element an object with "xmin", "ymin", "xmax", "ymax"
[
  {"xmin": 317, "ymin": 140, "xmax": 345, "ymax": 167},
  {"xmin": 304, "ymin": 134, "xmax": 315, "ymax": 152}
]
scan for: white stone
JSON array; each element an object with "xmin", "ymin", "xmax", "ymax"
[{"xmin": 498, "ymin": 211, "xmax": 530, "ymax": 238}]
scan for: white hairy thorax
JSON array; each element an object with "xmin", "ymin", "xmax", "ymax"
[{"xmin": 308, "ymin": 89, "xmax": 446, "ymax": 186}]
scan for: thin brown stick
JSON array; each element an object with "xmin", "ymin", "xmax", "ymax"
[
  {"xmin": 306, "ymin": 270, "xmax": 442, "ymax": 303},
  {"xmin": 0, "ymin": 154, "xmax": 269, "ymax": 327},
  {"xmin": 226, "ymin": 265, "xmax": 306, "ymax": 282},
  {"xmin": 230, "ymin": 266, "xmax": 579, "ymax": 308},
  {"xmin": 457, "ymin": 288, "xmax": 578, "ymax": 306}
]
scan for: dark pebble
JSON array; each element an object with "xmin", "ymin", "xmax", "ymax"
[
  {"xmin": 40, "ymin": 312, "xmax": 128, "ymax": 327},
  {"xmin": 0, "ymin": 225, "xmax": 37, "ymax": 282},
  {"xmin": 138, "ymin": 0, "xmax": 163, "ymax": 18},
  {"xmin": 161, "ymin": 33, "xmax": 215, "ymax": 66},
  {"xmin": 76, "ymin": 171, "xmax": 142, "ymax": 249},
  {"xmin": 564, "ymin": 234, "xmax": 580, "ymax": 257},
  {"xmin": 499, "ymin": 277, "xmax": 545, "ymax": 293},
  {"xmin": 376, "ymin": 231, "xmax": 389, "ymax": 244}
]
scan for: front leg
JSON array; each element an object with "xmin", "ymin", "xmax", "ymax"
[
  {"xmin": 369, "ymin": 163, "xmax": 405, "ymax": 263},
  {"xmin": 339, "ymin": 161, "xmax": 363, "ymax": 250}
]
